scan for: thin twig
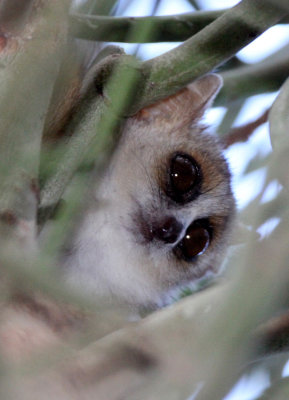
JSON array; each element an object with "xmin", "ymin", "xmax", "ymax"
[{"xmin": 222, "ymin": 108, "xmax": 270, "ymax": 148}]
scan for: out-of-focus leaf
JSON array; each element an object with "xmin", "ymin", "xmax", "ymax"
[
  {"xmin": 269, "ymin": 77, "xmax": 289, "ymax": 189},
  {"xmin": 244, "ymin": 154, "xmax": 270, "ymax": 175}
]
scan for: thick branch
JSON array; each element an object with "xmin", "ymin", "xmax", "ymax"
[
  {"xmin": 0, "ymin": 1, "xmax": 70, "ymax": 220},
  {"xmin": 133, "ymin": 0, "xmax": 288, "ymax": 112},
  {"xmin": 70, "ymin": 9, "xmax": 224, "ymax": 43}
]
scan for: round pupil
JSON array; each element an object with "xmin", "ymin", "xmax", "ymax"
[
  {"xmin": 170, "ymin": 155, "xmax": 198, "ymax": 194},
  {"xmin": 175, "ymin": 222, "xmax": 210, "ymax": 262}
]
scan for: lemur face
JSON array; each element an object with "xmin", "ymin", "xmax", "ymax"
[{"xmin": 64, "ymin": 74, "xmax": 235, "ymax": 310}]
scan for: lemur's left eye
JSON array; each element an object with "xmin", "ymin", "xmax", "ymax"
[
  {"xmin": 174, "ymin": 219, "xmax": 211, "ymax": 262},
  {"xmin": 168, "ymin": 153, "xmax": 201, "ymax": 203}
]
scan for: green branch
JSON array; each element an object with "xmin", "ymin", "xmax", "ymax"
[
  {"xmin": 217, "ymin": 44, "xmax": 289, "ymax": 106},
  {"xmin": 134, "ymin": 0, "xmax": 288, "ymax": 112},
  {"xmin": 0, "ymin": 0, "xmax": 70, "ymax": 219},
  {"xmin": 40, "ymin": 56, "xmax": 142, "ymax": 211},
  {"xmin": 70, "ymin": 9, "xmax": 224, "ymax": 43}
]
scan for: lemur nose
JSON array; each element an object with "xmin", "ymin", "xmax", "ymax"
[{"xmin": 153, "ymin": 216, "xmax": 183, "ymax": 244}]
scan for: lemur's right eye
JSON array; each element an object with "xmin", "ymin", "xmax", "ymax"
[{"xmin": 167, "ymin": 153, "xmax": 201, "ymax": 203}]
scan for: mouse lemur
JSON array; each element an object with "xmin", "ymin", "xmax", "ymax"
[{"xmin": 63, "ymin": 73, "xmax": 235, "ymax": 310}]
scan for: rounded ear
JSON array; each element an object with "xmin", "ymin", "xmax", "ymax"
[
  {"xmin": 188, "ymin": 73, "xmax": 223, "ymax": 111},
  {"xmin": 135, "ymin": 74, "xmax": 223, "ymax": 129}
]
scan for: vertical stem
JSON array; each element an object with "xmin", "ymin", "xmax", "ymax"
[{"xmin": 0, "ymin": 1, "xmax": 70, "ymax": 220}]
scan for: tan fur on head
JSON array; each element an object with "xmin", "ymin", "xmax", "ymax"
[{"xmin": 136, "ymin": 74, "xmax": 222, "ymax": 130}]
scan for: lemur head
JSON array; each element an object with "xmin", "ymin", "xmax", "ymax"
[{"xmin": 66, "ymin": 74, "xmax": 235, "ymax": 310}]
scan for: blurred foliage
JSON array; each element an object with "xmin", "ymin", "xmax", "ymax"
[{"xmin": 0, "ymin": 1, "xmax": 289, "ymax": 399}]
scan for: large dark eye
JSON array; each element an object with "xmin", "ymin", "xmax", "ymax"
[
  {"xmin": 168, "ymin": 153, "xmax": 201, "ymax": 203},
  {"xmin": 174, "ymin": 219, "xmax": 211, "ymax": 262}
]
